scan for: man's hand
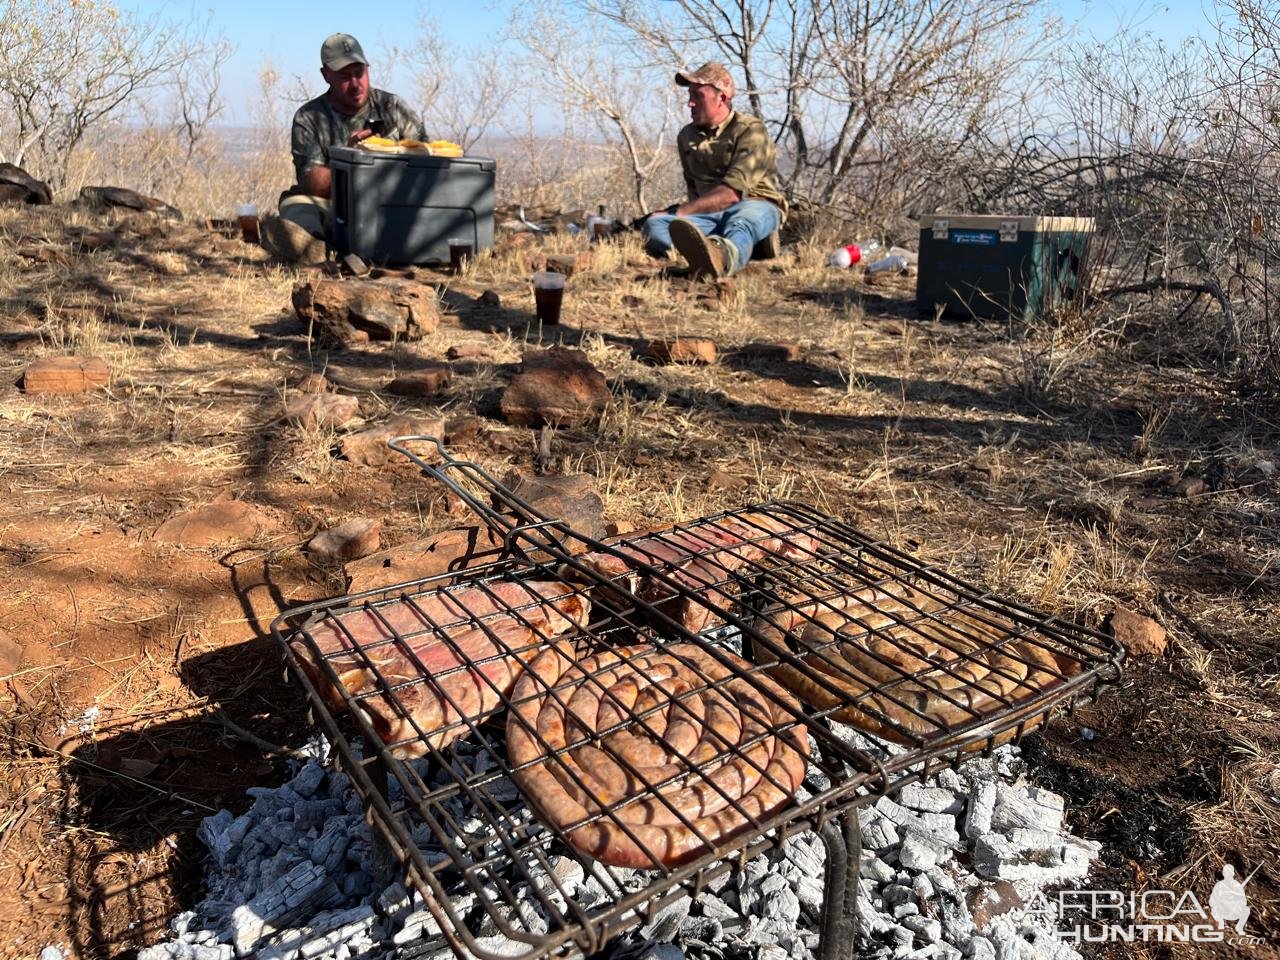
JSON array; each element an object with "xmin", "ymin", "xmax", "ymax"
[
  {"xmin": 673, "ymin": 185, "xmax": 741, "ymax": 217},
  {"xmin": 347, "ymin": 128, "xmax": 376, "ymax": 147}
]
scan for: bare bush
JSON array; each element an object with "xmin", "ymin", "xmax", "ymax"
[{"xmin": 0, "ymin": 0, "xmax": 223, "ymax": 192}]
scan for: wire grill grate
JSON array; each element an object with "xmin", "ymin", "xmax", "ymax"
[{"xmin": 270, "ymin": 439, "xmax": 1124, "ymax": 960}]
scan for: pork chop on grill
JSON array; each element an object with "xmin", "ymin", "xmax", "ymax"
[
  {"xmin": 564, "ymin": 510, "xmax": 820, "ymax": 633},
  {"xmin": 290, "ymin": 579, "xmax": 591, "ymax": 758}
]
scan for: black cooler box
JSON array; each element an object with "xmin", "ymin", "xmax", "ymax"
[
  {"xmin": 329, "ymin": 146, "xmax": 496, "ymax": 266},
  {"xmin": 916, "ymin": 214, "xmax": 1094, "ymax": 322}
]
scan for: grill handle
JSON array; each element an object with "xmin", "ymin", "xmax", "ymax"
[{"xmin": 387, "ymin": 435, "xmax": 574, "ymax": 553}]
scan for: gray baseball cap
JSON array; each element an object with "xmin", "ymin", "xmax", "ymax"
[{"xmin": 321, "ymin": 33, "xmax": 368, "ymax": 71}]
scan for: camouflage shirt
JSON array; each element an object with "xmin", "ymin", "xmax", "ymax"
[
  {"xmin": 677, "ymin": 111, "xmax": 786, "ymax": 220},
  {"xmin": 290, "ymin": 89, "xmax": 427, "ymax": 183}
]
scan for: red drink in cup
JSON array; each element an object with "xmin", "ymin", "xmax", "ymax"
[{"xmin": 533, "ymin": 270, "xmax": 566, "ymax": 325}]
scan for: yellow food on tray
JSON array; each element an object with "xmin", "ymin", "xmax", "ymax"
[
  {"xmin": 397, "ymin": 138, "xmax": 431, "ymax": 152},
  {"xmin": 359, "ymin": 135, "xmax": 401, "ymax": 152},
  {"xmin": 428, "ymin": 140, "xmax": 464, "ymax": 158}
]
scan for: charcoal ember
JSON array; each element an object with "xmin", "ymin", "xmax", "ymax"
[{"xmin": 641, "ymin": 895, "xmax": 691, "ymax": 941}]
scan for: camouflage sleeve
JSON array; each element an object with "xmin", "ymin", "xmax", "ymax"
[
  {"xmin": 383, "ymin": 94, "xmax": 427, "ymax": 141},
  {"xmin": 291, "ymin": 105, "xmax": 327, "ymax": 183},
  {"xmin": 719, "ymin": 121, "xmax": 774, "ymax": 199}
]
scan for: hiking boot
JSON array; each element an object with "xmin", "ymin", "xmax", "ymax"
[
  {"xmin": 669, "ymin": 218, "xmax": 729, "ymax": 279},
  {"xmin": 260, "ymin": 215, "xmax": 326, "ymax": 264}
]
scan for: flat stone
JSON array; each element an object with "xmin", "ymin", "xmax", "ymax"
[
  {"xmin": 344, "ymin": 525, "xmax": 505, "ymax": 593},
  {"xmin": 543, "ymin": 251, "xmax": 591, "ymax": 277},
  {"xmin": 644, "ymin": 337, "xmax": 717, "ymax": 365},
  {"xmin": 338, "ymin": 414, "xmax": 445, "ymax": 467},
  {"xmin": 0, "ymin": 162, "xmax": 52, "ymax": 204},
  {"xmin": 292, "ymin": 277, "xmax": 439, "ymax": 346},
  {"xmin": 1107, "ymin": 607, "xmax": 1167, "ymax": 657},
  {"xmin": 308, "ymin": 519, "xmax": 381, "ymax": 564},
  {"xmin": 154, "ymin": 498, "xmax": 275, "ymax": 546},
  {"xmin": 500, "ymin": 346, "xmax": 610, "ymax": 428},
  {"xmin": 293, "ymin": 373, "xmax": 332, "ymax": 393},
  {"xmin": 21, "ymin": 357, "xmax": 110, "ymax": 395},
  {"xmin": 501, "ymin": 470, "xmax": 606, "ymax": 539},
  {"xmin": 384, "ymin": 363, "xmax": 453, "ymax": 397},
  {"xmin": 441, "ymin": 415, "xmax": 481, "ymax": 447},
  {"xmin": 446, "ymin": 343, "xmax": 495, "ymax": 361},
  {"xmin": 284, "ymin": 393, "xmax": 360, "ymax": 430}
]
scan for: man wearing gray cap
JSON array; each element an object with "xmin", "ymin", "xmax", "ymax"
[
  {"xmin": 641, "ymin": 62, "xmax": 786, "ymax": 280},
  {"xmin": 261, "ymin": 33, "xmax": 427, "ymax": 263}
]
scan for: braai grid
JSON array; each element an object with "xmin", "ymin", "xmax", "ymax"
[{"xmin": 270, "ymin": 437, "xmax": 1124, "ymax": 960}]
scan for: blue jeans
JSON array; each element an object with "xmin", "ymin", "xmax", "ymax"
[{"xmin": 643, "ymin": 199, "xmax": 782, "ymax": 275}]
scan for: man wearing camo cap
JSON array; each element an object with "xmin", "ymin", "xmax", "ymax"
[
  {"xmin": 260, "ymin": 33, "xmax": 426, "ymax": 263},
  {"xmin": 641, "ymin": 62, "xmax": 786, "ymax": 279}
]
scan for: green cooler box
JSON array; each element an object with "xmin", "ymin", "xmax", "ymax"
[
  {"xmin": 916, "ymin": 215, "xmax": 1094, "ymax": 321},
  {"xmin": 329, "ymin": 146, "xmax": 496, "ymax": 266}
]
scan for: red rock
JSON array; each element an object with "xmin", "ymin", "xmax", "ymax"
[
  {"xmin": 447, "ymin": 343, "xmax": 495, "ymax": 361},
  {"xmin": 344, "ymin": 526, "xmax": 505, "ymax": 593},
  {"xmin": 1172, "ymin": 476, "xmax": 1209, "ymax": 497},
  {"xmin": 1108, "ymin": 607, "xmax": 1167, "ymax": 657},
  {"xmin": 284, "ymin": 392, "xmax": 361, "ymax": 429},
  {"xmin": 154, "ymin": 499, "xmax": 274, "ymax": 546},
  {"xmin": 22, "ymin": 357, "xmax": 110, "ymax": 395},
  {"xmin": 501, "ymin": 471, "xmax": 606, "ymax": 538},
  {"xmin": 339, "ymin": 415, "xmax": 445, "ymax": 467},
  {"xmin": 384, "ymin": 364, "xmax": 453, "ymax": 397},
  {"xmin": 444, "ymin": 416, "xmax": 482, "ymax": 446},
  {"xmin": 292, "ymin": 277, "xmax": 440, "ymax": 346},
  {"xmin": 644, "ymin": 337, "xmax": 717, "ymax": 365},
  {"xmin": 544, "ymin": 252, "xmax": 591, "ymax": 277},
  {"xmin": 500, "ymin": 346, "xmax": 610, "ymax": 427},
  {"xmin": 605, "ymin": 519, "xmax": 635, "ymax": 537},
  {"xmin": 293, "ymin": 372, "xmax": 332, "ymax": 393},
  {"xmin": 707, "ymin": 469, "xmax": 747, "ymax": 492},
  {"xmin": 308, "ymin": 518, "xmax": 381, "ymax": 563}
]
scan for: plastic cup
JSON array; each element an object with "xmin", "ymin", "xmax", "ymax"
[
  {"xmin": 236, "ymin": 203, "xmax": 259, "ymax": 244},
  {"xmin": 532, "ymin": 270, "xmax": 567, "ymax": 325},
  {"xmin": 448, "ymin": 237, "xmax": 473, "ymax": 273}
]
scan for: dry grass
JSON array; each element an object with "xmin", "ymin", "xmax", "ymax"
[{"xmin": 0, "ymin": 197, "xmax": 1278, "ymax": 953}]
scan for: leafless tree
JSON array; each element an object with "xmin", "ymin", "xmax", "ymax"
[
  {"xmin": 512, "ymin": 0, "xmax": 682, "ymax": 214},
  {"xmin": 395, "ymin": 11, "xmax": 518, "ymax": 153},
  {"xmin": 0, "ymin": 0, "xmax": 204, "ymax": 190}
]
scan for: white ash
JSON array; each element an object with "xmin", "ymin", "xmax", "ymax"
[{"xmin": 140, "ymin": 736, "xmax": 1099, "ymax": 960}]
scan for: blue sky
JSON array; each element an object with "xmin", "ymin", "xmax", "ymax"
[{"xmin": 126, "ymin": 0, "xmax": 1216, "ymax": 125}]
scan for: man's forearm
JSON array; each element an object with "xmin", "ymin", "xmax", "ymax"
[
  {"xmin": 675, "ymin": 184, "xmax": 741, "ymax": 216},
  {"xmin": 301, "ymin": 166, "xmax": 332, "ymax": 199}
]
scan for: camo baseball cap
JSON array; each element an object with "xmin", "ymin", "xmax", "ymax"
[
  {"xmin": 675, "ymin": 62, "xmax": 735, "ymax": 99},
  {"xmin": 321, "ymin": 33, "xmax": 368, "ymax": 71}
]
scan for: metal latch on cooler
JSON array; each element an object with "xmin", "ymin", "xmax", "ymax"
[
  {"xmin": 932, "ymin": 219, "xmax": 949, "ymax": 240},
  {"xmin": 999, "ymin": 220, "xmax": 1018, "ymax": 242}
]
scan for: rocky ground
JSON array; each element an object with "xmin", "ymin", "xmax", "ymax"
[{"xmin": 0, "ymin": 196, "xmax": 1277, "ymax": 960}]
